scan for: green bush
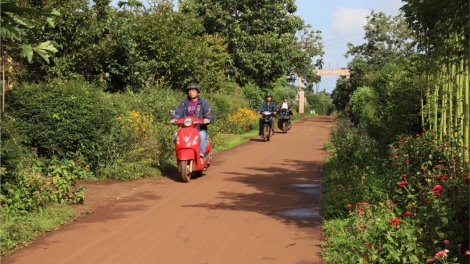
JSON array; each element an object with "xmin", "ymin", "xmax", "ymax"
[{"xmin": 5, "ymin": 78, "xmax": 117, "ymax": 167}]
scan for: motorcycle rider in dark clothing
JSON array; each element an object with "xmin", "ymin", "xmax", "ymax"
[{"xmin": 258, "ymin": 93, "xmax": 277, "ymax": 136}]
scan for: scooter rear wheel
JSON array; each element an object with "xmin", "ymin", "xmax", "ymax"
[{"xmin": 179, "ymin": 160, "xmax": 191, "ymax": 182}]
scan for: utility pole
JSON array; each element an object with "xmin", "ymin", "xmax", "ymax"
[{"xmin": 299, "ymin": 77, "xmax": 304, "ymax": 114}]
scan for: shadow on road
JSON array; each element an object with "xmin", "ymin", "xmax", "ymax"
[{"xmin": 182, "ymin": 158, "xmax": 324, "ymax": 231}]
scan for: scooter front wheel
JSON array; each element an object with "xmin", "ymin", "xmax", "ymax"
[
  {"xmin": 282, "ymin": 122, "xmax": 287, "ymax": 133},
  {"xmin": 179, "ymin": 160, "xmax": 191, "ymax": 182},
  {"xmin": 263, "ymin": 126, "xmax": 270, "ymax": 142}
]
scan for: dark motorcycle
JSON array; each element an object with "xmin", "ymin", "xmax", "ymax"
[
  {"xmin": 260, "ymin": 111, "xmax": 275, "ymax": 142},
  {"xmin": 277, "ymin": 108, "xmax": 292, "ymax": 133}
]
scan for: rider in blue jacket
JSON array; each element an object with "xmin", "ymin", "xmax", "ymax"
[
  {"xmin": 171, "ymin": 83, "xmax": 214, "ymax": 159},
  {"xmin": 258, "ymin": 93, "xmax": 277, "ymax": 135}
]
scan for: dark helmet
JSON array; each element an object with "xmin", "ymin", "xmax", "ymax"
[
  {"xmin": 282, "ymin": 95, "xmax": 288, "ymax": 99},
  {"xmin": 185, "ymin": 82, "xmax": 201, "ymax": 93},
  {"xmin": 265, "ymin": 93, "xmax": 272, "ymax": 98}
]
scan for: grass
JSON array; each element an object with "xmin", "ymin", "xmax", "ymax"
[
  {"xmin": 213, "ymin": 130, "xmax": 259, "ymax": 152},
  {"xmin": 1, "ymin": 204, "xmax": 78, "ymax": 256}
]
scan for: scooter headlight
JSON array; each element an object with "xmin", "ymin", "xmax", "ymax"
[{"xmin": 183, "ymin": 118, "xmax": 193, "ymax": 127}]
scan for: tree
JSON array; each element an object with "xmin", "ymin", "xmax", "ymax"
[
  {"xmin": 132, "ymin": 1, "xmax": 228, "ymax": 91},
  {"xmin": 179, "ymin": 0, "xmax": 323, "ymax": 88},
  {"xmin": 332, "ymin": 11, "xmax": 415, "ymax": 114},
  {"xmin": 1, "ymin": 0, "xmax": 60, "ymax": 111},
  {"xmin": 1, "ymin": 0, "xmax": 60, "ymax": 64}
]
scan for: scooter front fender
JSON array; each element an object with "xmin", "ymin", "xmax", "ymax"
[{"xmin": 177, "ymin": 149, "xmax": 197, "ymax": 161}]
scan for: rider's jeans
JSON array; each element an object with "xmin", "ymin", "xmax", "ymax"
[{"xmin": 174, "ymin": 130, "xmax": 208, "ymax": 157}]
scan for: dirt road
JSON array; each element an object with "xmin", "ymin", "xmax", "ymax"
[{"xmin": 3, "ymin": 116, "xmax": 334, "ymax": 264}]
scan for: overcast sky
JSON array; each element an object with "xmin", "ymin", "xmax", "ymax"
[{"xmin": 294, "ymin": 0, "xmax": 403, "ymax": 93}]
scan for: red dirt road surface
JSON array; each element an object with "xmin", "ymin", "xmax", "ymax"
[{"xmin": 3, "ymin": 116, "xmax": 334, "ymax": 264}]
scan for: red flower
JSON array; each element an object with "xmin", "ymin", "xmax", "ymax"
[
  {"xmin": 33, "ymin": 147, "xmax": 38, "ymax": 151},
  {"xmin": 345, "ymin": 204, "xmax": 353, "ymax": 209},
  {"xmin": 465, "ymin": 249, "xmax": 470, "ymax": 255},
  {"xmin": 391, "ymin": 217, "xmax": 400, "ymax": 226},
  {"xmin": 422, "ymin": 199, "xmax": 429, "ymax": 204},
  {"xmin": 404, "ymin": 160, "xmax": 410, "ymax": 165},
  {"xmin": 363, "ymin": 256, "xmax": 368, "ymax": 262},
  {"xmin": 435, "ymin": 250, "xmax": 448, "ymax": 257},
  {"xmin": 401, "ymin": 173, "xmax": 408, "ymax": 178},
  {"xmin": 462, "ymin": 145, "xmax": 468, "ymax": 150},
  {"xmin": 406, "ymin": 203, "xmax": 412, "ymax": 209},
  {"xmin": 428, "ymin": 141, "xmax": 433, "ymax": 145},
  {"xmin": 400, "ymin": 211, "xmax": 413, "ymax": 217},
  {"xmin": 384, "ymin": 163, "xmax": 390, "ymax": 168},
  {"xmin": 397, "ymin": 181, "xmax": 408, "ymax": 188}
]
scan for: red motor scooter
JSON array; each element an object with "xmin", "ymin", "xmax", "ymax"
[{"xmin": 171, "ymin": 114, "xmax": 212, "ymax": 182}]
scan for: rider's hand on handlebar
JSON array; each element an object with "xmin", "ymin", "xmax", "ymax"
[
  {"xmin": 203, "ymin": 118, "xmax": 210, "ymax": 124},
  {"xmin": 170, "ymin": 119, "xmax": 177, "ymax": 124}
]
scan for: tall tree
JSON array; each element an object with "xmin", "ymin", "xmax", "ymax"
[
  {"xmin": 332, "ymin": 11, "xmax": 415, "ymax": 111},
  {"xmin": 179, "ymin": 0, "xmax": 323, "ymax": 88}
]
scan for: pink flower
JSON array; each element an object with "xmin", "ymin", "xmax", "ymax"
[
  {"xmin": 432, "ymin": 185, "xmax": 443, "ymax": 193},
  {"xmin": 427, "ymin": 258, "xmax": 435, "ymax": 263},
  {"xmin": 443, "ymin": 239, "xmax": 449, "ymax": 245}
]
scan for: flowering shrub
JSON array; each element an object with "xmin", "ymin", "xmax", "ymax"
[
  {"xmin": 322, "ymin": 117, "xmax": 389, "ymax": 218},
  {"xmin": 322, "ymin": 120, "xmax": 469, "ymax": 263},
  {"xmin": 98, "ymin": 110, "xmax": 162, "ymax": 180},
  {"xmin": 322, "ymin": 200, "xmax": 423, "ymax": 263},
  {"xmin": 226, "ymin": 107, "xmax": 259, "ymax": 134},
  {"xmin": 386, "ymin": 131, "xmax": 469, "ymax": 262}
]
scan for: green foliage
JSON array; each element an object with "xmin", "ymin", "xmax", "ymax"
[
  {"xmin": 322, "ymin": 201, "xmax": 425, "ymax": 263},
  {"xmin": 132, "ymin": 3, "xmax": 228, "ymax": 91},
  {"xmin": 349, "ymin": 63, "xmax": 422, "ymax": 145},
  {"xmin": 1, "ymin": 0, "xmax": 60, "ymax": 63},
  {"xmin": 322, "ymin": 117, "xmax": 389, "ymax": 219},
  {"xmin": 5, "ymin": 79, "xmax": 117, "ymax": 167},
  {"xmin": 1, "ymin": 150, "xmax": 86, "ymax": 217},
  {"xmin": 306, "ymin": 92, "xmax": 335, "ymax": 115},
  {"xmin": 242, "ymin": 83, "xmax": 264, "ymax": 110}
]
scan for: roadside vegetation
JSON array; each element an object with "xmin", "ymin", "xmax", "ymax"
[
  {"xmin": 321, "ymin": 4, "xmax": 469, "ymax": 263},
  {"xmin": 0, "ymin": 0, "xmax": 333, "ymax": 255}
]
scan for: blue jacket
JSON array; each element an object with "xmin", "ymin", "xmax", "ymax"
[
  {"xmin": 258, "ymin": 101, "xmax": 277, "ymax": 113},
  {"xmin": 172, "ymin": 97, "xmax": 214, "ymax": 131}
]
